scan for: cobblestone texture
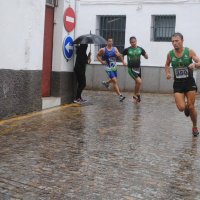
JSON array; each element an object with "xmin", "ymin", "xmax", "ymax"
[{"xmin": 0, "ymin": 90, "xmax": 200, "ymax": 200}]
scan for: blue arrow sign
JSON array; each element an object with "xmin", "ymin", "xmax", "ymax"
[{"xmin": 63, "ymin": 35, "xmax": 74, "ymax": 60}]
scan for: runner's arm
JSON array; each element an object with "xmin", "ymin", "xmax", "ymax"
[
  {"xmin": 115, "ymin": 48, "xmax": 126, "ymax": 66},
  {"xmin": 144, "ymin": 53, "xmax": 148, "ymax": 59},
  {"xmin": 122, "ymin": 48, "xmax": 128, "ymax": 66},
  {"xmin": 141, "ymin": 47, "xmax": 148, "ymax": 59},
  {"xmin": 188, "ymin": 49, "xmax": 200, "ymax": 69},
  {"xmin": 87, "ymin": 52, "xmax": 91, "ymax": 64},
  {"xmin": 165, "ymin": 53, "xmax": 172, "ymax": 80},
  {"xmin": 97, "ymin": 48, "xmax": 106, "ymax": 65}
]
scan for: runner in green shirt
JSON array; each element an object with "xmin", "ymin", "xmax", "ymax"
[
  {"xmin": 123, "ymin": 36, "xmax": 148, "ymax": 102},
  {"xmin": 165, "ymin": 32, "xmax": 200, "ymax": 137}
]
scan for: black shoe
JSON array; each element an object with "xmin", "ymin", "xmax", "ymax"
[
  {"xmin": 119, "ymin": 95, "xmax": 125, "ymax": 102},
  {"xmin": 102, "ymin": 81, "xmax": 110, "ymax": 89},
  {"xmin": 136, "ymin": 94, "xmax": 141, "ymax": 102},
  {"xmin": 192, "ymin": 127, "xmax": 199, "ymax": 137},
  {"xmin": 80, "ymin": 98, "xmax": 87, "ymax": 103},
  {"xmin": 73, "ymin": 98, "xmax": 81, "ymax": 103},
  {"xmin": 184, "ymin": 106, "xmax": 190, "ymax": 117},
  {"xmin": 132, "ymin": 95, "xmax": 138, "ymax": 103}
]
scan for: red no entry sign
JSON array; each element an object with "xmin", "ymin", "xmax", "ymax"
[{"xmin": 63, "ymin": 7, "xmax": 76, "ymax": 32}]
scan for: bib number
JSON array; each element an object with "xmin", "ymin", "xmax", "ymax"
[
  {"xmin": 175, "ymin": 68, "xmax": 189, "ymax": 79},
  {"xmin": 108, "ymin": 57, "xmax": 116, "ymax": 68},
  {"xmin": 105, "ymin": 65, "xmax": 117, "ymax": 72},
  {"xmin": 132, "ymin": 68, "xmax": 140, "ymax": 74}
]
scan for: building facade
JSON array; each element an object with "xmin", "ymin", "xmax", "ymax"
[
  {"xmin": 76, "ymin": 0, "xmax": 200, "ymax": 92},
  {"xmin": 1, "ymin": 0, "xmax": 200, "ymax": 118},
  {"xmin": 0, "ymin": 0, "xmax": 77, "ymax": 119}
]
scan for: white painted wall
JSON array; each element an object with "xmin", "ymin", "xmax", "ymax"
[
  {"xmin": 1, "ymin": 0, "xmax": 199, "ymax": 72},
  {"xmin": 0, "ymin": 1, "xmax": 45, "ymax": 70},
  {"xmin": 52, "ymin": 0, "xmax": 76, "ymax": 72},
  {"xmin": 76, "ymin": 1, "xmax": 200, "ymax": 67}
]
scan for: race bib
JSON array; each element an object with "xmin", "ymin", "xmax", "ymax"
[
  {"xmin": 175, "ymin": 67, "xmax": 189, "ymax": 79},
  {"xmin": 132, "ymin": 68, "xmax": 140, "ymax": 74},
  {"xmin": 108, "ymin": 57, "xmax": 116, "ymax": 68},
  {"xmin": 105, "ymin": 65, "xmax": 117, "ymax": 72}
]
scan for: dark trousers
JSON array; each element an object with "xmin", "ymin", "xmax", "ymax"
[{"xmin": 74, "ymin": 68, "xmax": 86, "ymax": 99}]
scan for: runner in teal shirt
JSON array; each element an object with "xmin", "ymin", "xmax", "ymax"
[
  {"xmin": 123, "ymin": 36, "xmax": 148, "ymax": 102},
  {"xmin": 165, "ymin": 32, "xmax": 200, "ymax": 137}
]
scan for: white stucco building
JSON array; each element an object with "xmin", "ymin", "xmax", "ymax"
[
  {"xmin": 75, "ymin": 0, "xmax": 200, "ymax": 92},
  {"xmin": 0, "ymin": 0, "xmax": 200, "ymax": 118},
  {"xmin": 0, "ymin": 0, "xmax": 77, "ymax": 119}
]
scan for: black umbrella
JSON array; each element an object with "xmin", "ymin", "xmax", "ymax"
[{"xmin": 74, "ymin": 33, "xmax": 107, "ymax": 45}]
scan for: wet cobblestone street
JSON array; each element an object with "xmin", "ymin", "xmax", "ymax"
[{"xmin": 0, "ymin": 90, "xmax": 200, "ymax": 200}]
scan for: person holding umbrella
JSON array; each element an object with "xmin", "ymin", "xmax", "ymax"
[
  {"xmin": 73, "ymin": 32, "xmax": 107, "ymax": 103},
  {"xmin": 73, "ymin": 44, "xmax": 91, "ymax": 103},
  {"xmin": 97, "ymin": 37, "xmax": 126, "ymax": 102}
]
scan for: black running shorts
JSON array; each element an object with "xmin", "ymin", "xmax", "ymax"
[
  {"xmin": 128, "ymin": 67, "xmax": 141, "ymax": 80},
  {"xmin": 173, "ymin": 77, "xmax": 197, "ymax": 93}
]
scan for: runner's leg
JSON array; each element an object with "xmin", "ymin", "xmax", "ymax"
[
  {"xmin": 174, "ymin": 93, "xmax": 186, "ymax": 112},
  {"xmin": 175, "ymin": 91, "xmax": 199, "ymax": 136},
  {"xmin": 102, "ymin": 71, "xmax": 115, "ymax": 88},
  {"xmin": 135, "ymin": 77, "xmax": 142, "ymax": 96},
  {"xmin": 128, "ymin": 68, "xmax": 140, "ymax": 102},
  {"xmin": 185, "ymin": 91, "xmax": 197, "ymax": 127},
  {"xmin": 111, "ymin": 77, "xmax": 121, "ymax": 96}
]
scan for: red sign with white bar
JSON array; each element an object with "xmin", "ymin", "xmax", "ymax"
[{"xmin": 63, "ymin": 7, "xmax": 76, "ymax": 32}]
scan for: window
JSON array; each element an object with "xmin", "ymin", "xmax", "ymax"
[
  {"xmin": 151, "ymin": 15, "xmax": 176, "ymax": 42},
  {"xmin": 46, "ymin": 0, "xmax": 57, "ymax": 7},
  {"xmin": 96, "ymin": 16, "xmax": 126, "ymax": 59}
]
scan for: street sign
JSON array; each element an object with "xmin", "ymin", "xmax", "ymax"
[
  {"xmin": 63, "ymin": 7, "xmax": 76, "ymax": 32},
  {"xmin": 62, "ymin": 35, "xmax": 74, "ymax": 60}
]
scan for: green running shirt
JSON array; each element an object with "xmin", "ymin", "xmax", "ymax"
[
  {"xmin": 123, "ymin": 46, "xmax": 146, "ymax": 69},
  {"xmin": 169, "ymin": 47, "xmax": 193, "ymax": 79}
]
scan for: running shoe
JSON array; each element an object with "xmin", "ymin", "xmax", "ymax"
[
  {"xmin": 192, "ymin": 127, "xmax": 199, "ymax": 137},
  {"xmin": 119, "ymin": 95, "xmax": 125, "ymax": 102},
  {"xmin": 80, "ymin": 98, "xmax": 87, "ymax": 103},
  {"xmin": 102, "ymin": 81, "xmax": 110, "ymax": 89},
  {"xmin": 184, "ymin": 106, "xmax": 190, "ymax": 117},
  {"xmin": 136, "ymin": 94, "xmax": 141, "ymax": 102},
  {"xmin": 132, "ymin": 95, "xmax": 139, "ymax": 103},
  {"xmin": 73, "ymin": 98, "xmax": 81, "ymax": 103}
]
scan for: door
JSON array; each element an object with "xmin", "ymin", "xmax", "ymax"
[{"xmin": 42, "ymin": 1, "xmax": 55, "ymax": 97}]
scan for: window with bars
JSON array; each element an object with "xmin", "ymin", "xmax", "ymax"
[
  {"xmin": 96, "ymin": 15, "xmax": 126, "ymax": 59},
  {"xmin": 46, "ymin": 0, "xmax": 57, "ymax": 7},
  {"xmin": 151, "ymin": 15, "xmax": 176, "ymax": 42}
]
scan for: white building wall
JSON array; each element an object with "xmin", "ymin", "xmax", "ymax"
[
  {"xmin": 50, "ymin": 0, "xmax": 77, "ymax": 104},
  {"xmin": 52, "ymin": 0, "xmax": 76, "ymax": 72},
  {"xmin": 0, "ymin": 0, "xmax": 45, "ymax": 70},
  {"xmin": 0, "ymin": 0, "xmax": 46, "ymax": 118},
  {"xmin": 77, "ymin": 1, "xmax": 200, "ymax": 66}
]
